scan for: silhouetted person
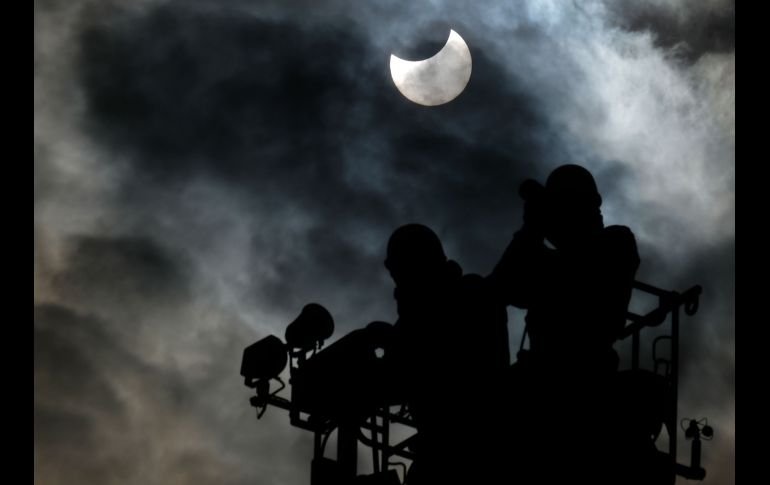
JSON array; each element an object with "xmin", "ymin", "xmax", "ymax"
[
  {"xmin": 489, "ymin": 164, "xmax": 640, "ymax": 483},
  {"xmin": 383, "ymin": 224, "xmax": 509, "ymax": 485}
]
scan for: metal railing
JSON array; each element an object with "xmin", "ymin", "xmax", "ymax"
[
  {"xmin": 621, "ymin": 281, "xmax": 705, "ymax": 482},
  {"xmin": 243, "ymin": 280, "xmax": 708, "ymax": 484}
]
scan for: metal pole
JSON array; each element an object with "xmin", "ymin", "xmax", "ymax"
[
  {"xmin": 372, "ymin": 415, "xmax": 380, "ymax": 474},
  {"xmin": 631, "ymin": 331, "xmax": 640, "ymax": 370},
  {"xmin": 338, "ymin": 418, "xmax": 358, "ymax": 483},
  {"xmin": 382, "ymin": 409, "xmax": 390, "ymax": 473},
  {"xmin": 670, "ymin": 298, "xmax": 680, "ymax": 473},
  {"xmin": 314, "ymin": 430, "xmax": 323, "ymax": 459}
]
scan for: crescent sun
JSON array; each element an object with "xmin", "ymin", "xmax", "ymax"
[{"xmin": 389, "ymin": 30, "xmax": 472, "ymax": 107}]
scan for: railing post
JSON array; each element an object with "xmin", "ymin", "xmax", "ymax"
[
  {"xmin": 670, "ymin": 297, "xmax": 680, "ymax": 473},
  {"xmin": 631, "ymin": 330, "xmax": 640, "ymax": 370},
  {"xmin": 338, "ymin": 418, "xmax": 358, "ymax": 483},
  {"xmin": 381, "ymin": 410, "xmax": 390, "ymax": 473}
]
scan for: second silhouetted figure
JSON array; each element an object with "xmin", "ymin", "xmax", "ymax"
[{"xmin": 490, "ymin": 164, "xmax": 640, "ymax": 484}]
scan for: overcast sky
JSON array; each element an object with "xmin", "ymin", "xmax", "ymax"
[{"xmin": 34, "ymin": 1, "xmax": 734, "ymax": 484}]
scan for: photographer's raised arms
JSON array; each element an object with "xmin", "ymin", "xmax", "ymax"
[{"xmin": 490, "ymin": 164, "xmax": 639, "ymax": 374}]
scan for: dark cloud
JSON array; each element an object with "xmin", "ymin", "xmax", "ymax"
[
  {"xmin": 78, "ymin": 8, "xmax": 362, "ymax": 177},
  {"xmin": 673, "ymin": 239, "xmax": 735, "ymax": 402},
  {"xmin": 34, "ymin": 287, "xmax": 308, "ymax": 484},
  {"xmin": 51, "ymin": 235, "xmax": 191, "ymax": 312},
  {"xmin": 35, "ymin": 304, "xmax": 125, "ymax": 411},
  {"xmin": 34, "ymin": 145, "xmax": 54, "ymax": 204},
  {"xmin": 607, "ymin": 0, "xmax": 735, "ymax": 62},
  {"xmin": 74, "ymin": 2, "xmax": 573, "ymax": 322},
  {"xmin": 34, "ymin": 304, "xmax": 133, "ymax": 484},
  {"xmin": 76, "ymin": 4, "xmax": 553, "ymax": 197}
]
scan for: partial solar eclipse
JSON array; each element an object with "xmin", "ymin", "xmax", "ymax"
[{"xmin": 390, "ymin": 29, "xmax": 472, "ymax": 106}]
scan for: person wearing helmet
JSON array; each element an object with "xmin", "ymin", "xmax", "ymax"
[
  {"xmin": 489, "ymin": 164, "xmax": 640, "ymax": 483},
  {"xmin": 384, "ymin": 223, "xmax": 509, "ymax": 485},
  {"xmin": 492, "ymin": 164, "xmax": 638, "ymax": 374}
]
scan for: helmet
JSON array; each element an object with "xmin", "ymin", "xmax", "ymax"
[
  {"xmin": 545, "ymin": 164, "xmax": 602, "ymax": 208},
  {"xmin": 384, "ymin": 224, "xmax": 447, "ymax": 284}
]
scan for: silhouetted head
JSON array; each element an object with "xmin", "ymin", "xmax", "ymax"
[
  {"xmin": 543, "ymin": 164, "xmax": 604, "ymax": 249},
  {"xmin": 384, "ymin": 224, "xmax": 448, "ymax": 288}
]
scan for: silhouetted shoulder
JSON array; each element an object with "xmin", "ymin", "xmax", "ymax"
[
  {"xmin": 601, "ymin": 225, "xmax": 640, "ymax": 267},
  {"xmin": 446, "ymin": 272, "xmax": 482, "ymax": 304},
  {"xmin": 602, "ymin": 225, "xmax": 637, "ymax": 248},
  {"xmin": 459, "ymin": 272, "xmax": 493, "ymax": 297},
  {"xmin": 603, "ymin": 225, "xmax": 635, "ymax": 240}
]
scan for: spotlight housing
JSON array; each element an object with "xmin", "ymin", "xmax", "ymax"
[
  {"xmin": 285, "ymin": 303, "xmax": 334, "ymax": 352},
  {"xmin": 240, "ymin": 335, "xmax": 288, "ymax": 387}
]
